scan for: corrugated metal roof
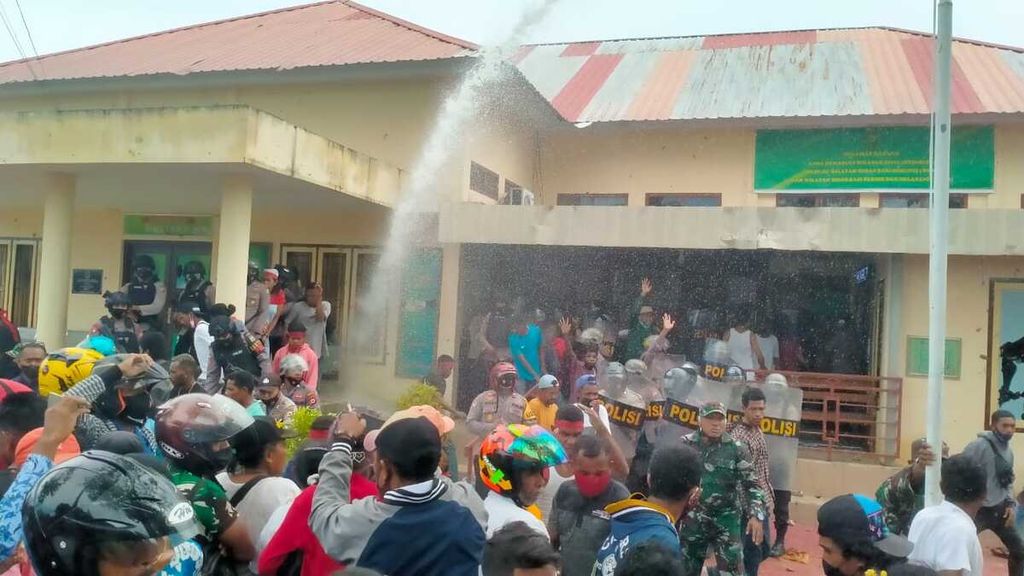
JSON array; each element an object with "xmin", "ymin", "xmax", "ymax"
[
  {"xmin": 0, "ymin": 1, "xmax": 475, "ymax": 86},
  {"xmin": 515, "ymin": 27, "xmax": 1024, "ymax": 122}
]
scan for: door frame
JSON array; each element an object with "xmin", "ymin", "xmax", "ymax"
[
  {"xmin": 0, "ymin": 238, "xmax": 40, "ymax": 327},
  {"xmin": 280, "ymin": 244, "xmax": 385, "ymax": 364}
]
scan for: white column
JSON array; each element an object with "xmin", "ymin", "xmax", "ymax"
[
  {"xmin": 437, "ymin": 243, "xmax": 461, "ymax": 405},
  {"xmin": 214, "ymin": 175, "xmax": 253, "ymax": 315},
  {"xmin": 35, "ymin": 174, "xmax": 76, "ymax": 348}
]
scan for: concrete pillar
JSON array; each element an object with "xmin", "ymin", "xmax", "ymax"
[
  {"xmin": 214, "ymin": 175, "xmax": 253, "ymax": 315},
  {"xmin": 35, "ymin": 174, "xmax": 76, "ymax": 348},
  {"xmin": 436, "ymin": 243, "xmax": 461, "ymax": 405}
]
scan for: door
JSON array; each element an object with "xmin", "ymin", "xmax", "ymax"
[
  {"xmin": 0, "ymin": 239, "xmax": 39, "ymax": 328},
  {"xmin": 280, "ymin": 245, "xmax": 383, "ymax": 364},
  {"xmin": 122, "ymin": 241, "xmax": 213, "ymax": 334}
]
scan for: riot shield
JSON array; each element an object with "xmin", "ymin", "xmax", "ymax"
[
  {"xmin": 657, "ymin": 374, "xmax": 734, "ymax": 447},
  {"xmin": 761, "ymin": 380, "xmax": 803, "ymax": 491},
  {"xmin": 597, "ymin": 363, "xmax": 646, "ymax": 462}
]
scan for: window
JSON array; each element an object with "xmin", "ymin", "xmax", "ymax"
[
  {"xmin": 470, "ymin": 162, "xmax": 500, "ymax": 200},
  {"xmin": 880, "ymin": 194, "xmax": 967, "ymax": 209},
  {"xmin": 646, "ymin": 194, "xmax": 722, "ymax": 207},
  {"xmin": 0, "ymin": 240, "xmax": 38, "ymax": 327},
  {"xmin": 776, "ymin": 194, "xmax": 860, "ymax": 208},
  {"xmin": 557, "ymin": 194, "xmax": 628, "ymax": 206}
]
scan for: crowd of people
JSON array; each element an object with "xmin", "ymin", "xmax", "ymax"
[{"xmin": 0, "ymin": 272, "xmax": 1016, "ymax": 576}]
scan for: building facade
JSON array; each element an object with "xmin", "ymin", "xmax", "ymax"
[{"xmin": 1, "ymin": 3, "xmax": 1023, "ymax": 472}]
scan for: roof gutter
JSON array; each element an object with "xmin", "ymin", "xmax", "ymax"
[{"xmin": 0, "ymin": 56, "xmax": 477, "ymax": 97}]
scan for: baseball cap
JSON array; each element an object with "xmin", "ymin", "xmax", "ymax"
[
  {"xmin": 817, "ymin": 494, "xmax": 913, "ymax": 558},
  {"xmin": 374, "ymin": 416, "xmax": 442, "ymax": 479},
  {"xmin": 366, "ymin": 405, "xmax": 453, "ymax": 453},
  {"xmin": 230, "ymin": 416, "xmax": 298, "ymax": 461},
  {"xmin": 700, "ymin": 401, "xmax": 727, "ymax": 418},
  {"xmin": 536, "ymin": 375, "xmax": 558, "ymax": 390},
  {"xmin": 575, "ymin": 374, "xmax": 598, "ymax": 390}
]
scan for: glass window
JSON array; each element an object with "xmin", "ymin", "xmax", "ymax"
[
  {"xmin": 880, "ymin": 194, "xmax": 967, "ymax": 209},
  {"xmin": 557, "ymin": 194, "xmax": 628, "ymax": 206},
  {"xmin": 646, "ymin": 194, "xmax": 722, "ymax": 207},
  {"xmin": 776, "ymin": 194, "xmax": 860, "ymax": 208}
]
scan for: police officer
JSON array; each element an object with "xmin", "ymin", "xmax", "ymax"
[
  {"xmin": 120, "ymin": 254, "xmax": 167, "ymax": 329},
  {"xmin": 680, "ymin": 401, "xmax": 766, "ymax": 576},
  {"xmin": 206, "ymin": 314, "xmax": 268, "ymax": 389},
  {"xmin": 466, "ymin": 361, "xmax": 535, "ymax": 439},
  {"xmin": 177, "ymin": 260, "xmax": 215, "ymax": 318},
  {"xmin": 94, "ymin": 290, "xmax": 143, "ymax": 353},
  {"xmin": 244, "ymin": 260, "xmax": 270, "ymax": 337}
]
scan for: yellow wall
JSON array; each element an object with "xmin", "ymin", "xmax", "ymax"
[
  {"xmin": 897, "ymin": 255, "xmax": 1024, "ymax": 471},
  {"xmin": 539, "ymin": 127, "xmax": 756, "ymax": 206}
]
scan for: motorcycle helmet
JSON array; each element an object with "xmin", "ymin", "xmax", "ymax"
[
  {"xmin": 489, "ymin": 361, "xmax": 518, "ymax": 390},
  {"xmin": 22, "ymin": 451, "xmax": 198, "ymax": 576},
  {"xmin": 183, "ymin": 260, "xmax": 206, "ymax": 283},
  {"xmin": 155, "ymin": 393, "xmax": 254, "ymax": 476},
  {"xmin": 93, "ymin": 354, "xmax": 170, "ymax": 392},
  {"xmin": 478, "ymin": 424, "xmax": 567, "ymax": 505},
  {"xmin": 37, "ymin": 347, "xmax": 104, "ymax": 397}
]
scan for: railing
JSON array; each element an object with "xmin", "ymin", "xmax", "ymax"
[{"xmin": 752, "ymin": 370, "xmax": 903, "ymax": 464}]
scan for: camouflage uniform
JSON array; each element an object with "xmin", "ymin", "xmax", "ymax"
[
  {"xmin": 680, "ymin": 428, "xmax": 766, "ymax": 576},
  {"xmin": 874, "ymin": 465, "xmax": 922, "ymax": 536}
]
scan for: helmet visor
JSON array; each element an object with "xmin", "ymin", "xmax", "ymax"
[{"xmin": 158, "ymin": 393, "xmax": 255, "ymax": 445}]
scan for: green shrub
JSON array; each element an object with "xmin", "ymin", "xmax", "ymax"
[
  {"xmin": 395, "ymin": 382, "xmax": 445, "ymax": 411},
  {"xmin": 285, "ymin": 405, "xmax": 324, "ymax": 457}
]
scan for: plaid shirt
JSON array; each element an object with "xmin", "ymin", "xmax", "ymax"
[{"xmin": 727, "ymin": 420, "xmax": 775, "ymax": 516}]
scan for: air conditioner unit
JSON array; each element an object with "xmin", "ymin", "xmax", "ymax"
[{"xmin": 505, "ymin": 188, "xmax": 535, "ymax": 205}]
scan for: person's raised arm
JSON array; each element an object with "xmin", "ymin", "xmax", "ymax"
[
  {"xmin": 309, "ymin": 411, "xmax": 368, "ymax": 563},
  {"xmin": 750, "ymin": 332, "xmax": 766, "ymax": 371},
  {"xmin": 629, "ymin": 278, "xmax": 653, "ymax": 325},
  {"xmin": 580, "ymin": 404, "xmax": 629, "ymax": 481}
]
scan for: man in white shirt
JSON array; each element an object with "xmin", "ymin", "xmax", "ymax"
[
  {"xmin": 908, "ymin": 454, "xmax": 987, "ymax": 576},
  {"xmin": 755, "ymin": 325, "xmax": 780, "ymax": 371}
]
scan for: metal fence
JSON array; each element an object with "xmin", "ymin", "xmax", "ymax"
[{"xmin": 752, "ymin": 370, "xmax": 903, "ymax": 464}]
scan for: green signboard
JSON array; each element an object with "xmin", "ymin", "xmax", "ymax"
[
  {"xmin": 906, "ymin": 336, "xmax": 962, "ymax": 379},
  {"xmin": 124, "ymin": 215, "xmax": 214, "ymax": 237},
  {"xmin": 755, "ymin": 126, "xmax": 994, "ymax": 191},
  {"xmin": 396, "ymin": 248, "xmax": 443, "ymax": 379}
]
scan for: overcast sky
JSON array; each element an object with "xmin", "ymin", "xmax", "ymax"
[{"xmin": 0, "ymin": 0, "xmax": 1020, "ymax": 63}]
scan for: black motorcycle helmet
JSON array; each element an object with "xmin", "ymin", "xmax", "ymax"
[
  {"xmin": 183, "ymin": 260, "xmax": 206, "ymax": 283},
  {"xmin": 155, "ymin": 393, "xmax": 254, "ymax": 476},
  {"xmin": 208, "ymin": 315, "xmax": 236, "ymax": 340},
  {"xmin": 22, "ymin": 451, "xmax": 198, "ymax": 576},
  {"xmin": 133, "ymin": 255, "xmax": 157, "ymax": 282}
]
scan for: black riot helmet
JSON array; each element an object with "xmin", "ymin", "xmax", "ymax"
[
  {"xmin": 22, "ymin": 451, "xmax": 198, "ymax": 576},
  {"xmin": 183, "ymin": 260, "xmax": 206, "ymax": 283},
  {"xmin": 102, "ymin": 290, "xmax": 131, "ymax": 312},
  {"xmin": 133, "ymin": 254, "xmax": 158, "ymax": 282}
]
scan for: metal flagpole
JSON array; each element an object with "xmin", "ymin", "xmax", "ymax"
[{"xmin": 926, "ymin": 0, "xmax": 953, "ymax": 507}]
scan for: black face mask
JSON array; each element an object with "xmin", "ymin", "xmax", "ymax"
[
  {"xmin": 123, "ymin": 393, "xmax": 152, "ymax": 425},
  {"xmin": 822, "ymin": 561, "xmax": 846, "ymax": 576},
  {"xmin": 110, "ymin": 308, "xmax": 126, "ymax": 320},
  {"xmin": 135, "ymin": 268, "xmax": 154, "ymax": 282}
]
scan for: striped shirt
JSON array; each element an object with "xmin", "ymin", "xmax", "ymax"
[{"xmin": 727, "ymin": 420, "xmax": 775, "ymax": 515}]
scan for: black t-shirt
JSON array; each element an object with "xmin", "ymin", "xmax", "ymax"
[{"xmin": 550, "ymin": 479, "xmax": 630, "ymax": 576}]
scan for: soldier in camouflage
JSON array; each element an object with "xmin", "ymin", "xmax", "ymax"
[
  {"xmin": 680, "ymin": 401, "xmax": 766, "ymax": 576},
  {"xmin": 874, "ymin": 438, "xmax": 944, "ymax": 535}
]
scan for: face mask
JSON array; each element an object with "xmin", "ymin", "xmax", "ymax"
[
  {"xmin": 135, "ymin": 268, "xmax": 153, "ymax": 282},
  {"xmin": 209, "ymin": 445, "xmax": 234, "ymax": 472},
  {"xmin": 110, "ymin": 308, "xmax": 126, "ymax": 320},
  {"xmin": 997, "ymin": 430, "xmax": 1014, "ymax": 443},
  {"xmin": 575, "ymin": 471, "xmax": 611, "ymax": 498},
  {"xmin": 123, "ymin": 392, "xmax": 152, "ymax": 424},
  {"xmin": 822, "ymin": 561, "xmax": 845, "ymax": 576}
]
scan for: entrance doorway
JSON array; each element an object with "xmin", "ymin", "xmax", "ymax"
[
  {"xmin": 280, "ymin": 245, "xmax": 384, "ymax": 366},
  {"xmin": 0, "ymin": 239, "xmax": 39, "ymax": 328},
  {"xmin": 122, "ymin": 240, "xmax": 213, "ymax": 332}
]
